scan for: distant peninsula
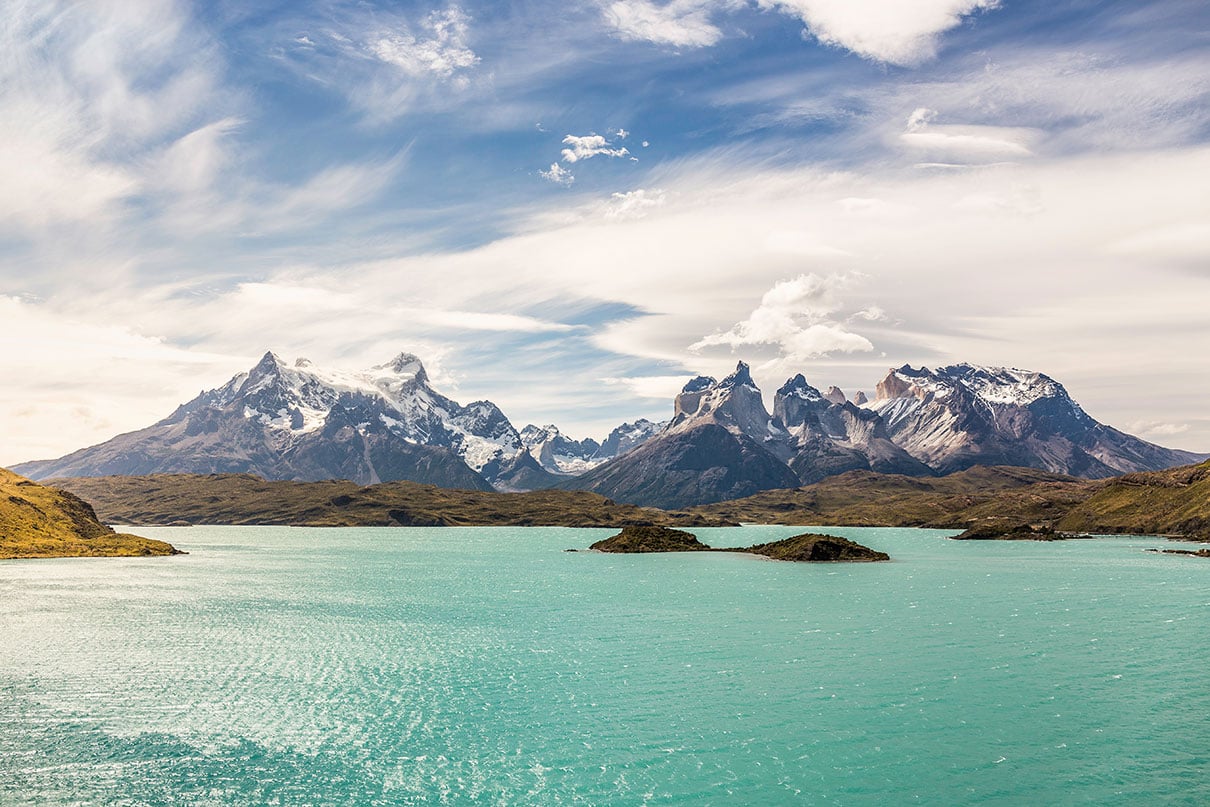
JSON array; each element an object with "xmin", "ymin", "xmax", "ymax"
[
  {"xmin": 589, "ymin": 526, "xmax": 890, "ymax": 562},
  {"xmin": 0, "ymin": 469, "xmax": 179, "ymax": 559}
]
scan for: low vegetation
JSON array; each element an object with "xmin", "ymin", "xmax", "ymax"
[
  {"xmin": 49, "ymin": 474, "xmax": 734, "ymax": 528},
  {"xmin": 44, "ymin": 460, "xmax": 1210, "ymax": 542},
  {"xmin": 688, "ymin": 466, "xmax": 1098, "ymax": 528},
  {"xmin": 1056, "ymin": 461, "xmax": 1210, "ymax": 540}
]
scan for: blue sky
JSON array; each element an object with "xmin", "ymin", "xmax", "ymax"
[{"xmin": 2, "ymin": 0, "xmax": 1209, "ymax": 463}]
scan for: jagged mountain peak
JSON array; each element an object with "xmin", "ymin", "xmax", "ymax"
[
  {"xmin": 519, "ymin": 423, "xmax": 563, "ymax": 444},
  {"xmin": 376, "ymin": 351, "xmax": 428, "ymax": 382},
  {"xmin": 672, "ymin": 362, "xmax": 769, "ymax": 438},
  {"xmin": 867, "ymin": 361, "xmax": 1202, "ymax": 477},
  {"xmin": 777, "ymin": 373, "xmax": 823, "ymax": 401},
  {"xmin": 823, "ymin": 385, "xmax": 848, "ymax": 405},
  {"xmin": 720, "ymin": 361, "xmax": 756, "ymax": 389}
]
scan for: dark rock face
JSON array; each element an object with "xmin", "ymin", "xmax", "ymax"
[
  {"xmin": 564, "ymin": 423, "xmax": 801, "ymax": 508},
  {"xmin": 744, "ymin": 533, "xmax": 890, "ymax": 562},
  {"xmin": 489, "ymin": 451, "xmax": 564, "ymax": 492},
  {"xmin": 590, "ymin": 525, "xmax": 710, "ymax": 553}
]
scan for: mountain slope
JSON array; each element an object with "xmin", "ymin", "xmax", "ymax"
[
  {"xmin": 690, "ymin": 465, "xmax": 1094, "ymax": 528},
  {"xmin": 14, "ymin": 352, "xmax": 510, "ymax": 489},
  {"xmin": 519, "ymin": 424, "xmax": 604, "ymax": 475},
  {"xmin": 0, "ymin": 468, "xmax": 178, "ymax": 558},
  {"xmin": 564, "ymin": 422, "xmax": 801, "ymax": 509},
  {"xmin": 869, "ymin": 363, "xmax": 1205, "ymax": 477},
  {"xmin": 773, "ymin": 374, "xmax": 934, "ymax": 482},
  {"xmin": 565, "ymin": 364, "xmax": 804, "ymax": 507}
]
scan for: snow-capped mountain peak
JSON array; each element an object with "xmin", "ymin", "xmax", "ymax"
[
  {"xmin": 192, "ymin": 351, "xmax": 528, "ymax": 475},
  {"xmin": 777, "ymin": 374, "xmax": 824, "ymax": 402},
  {"xmin": 937, "ymin": 363, "xmax": 1068, "ymax": 408}
]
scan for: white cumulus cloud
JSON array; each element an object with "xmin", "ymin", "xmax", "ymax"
[
  {"xmin": 540, "ymin": 162, "xmax": 575, "ymax": 185},
  {"xmin": 758, "ymin": 0, "xmax": 1000, "ymax": 65},
  {"xmin": 691, "ymin": 273, "xmax": 875, "ymax": 362},
  {"xmin": 560, "ymin": 134, "xmax": 631, "ymax": 163}
]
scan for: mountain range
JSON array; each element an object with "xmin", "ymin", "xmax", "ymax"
[
  {"xmin": 13, "ymin": 351, "xmax": 1205, "ymax": 508},
  {"xmin": 563, "ymin": 361, "xmax": 1203, "ymax": 506}
]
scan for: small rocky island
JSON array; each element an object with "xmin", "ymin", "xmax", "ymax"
[
  {"xmin": 952, "ymin": 523, "xmax": 1088, "ymax": 541},
  {"xmin": 744, "ymin": 533, "xmax": 891, "ymax": 562},
  {"xmin": 1147, "ymin": 547, "xmax": 1210, "ymax": 558},
  {"xmin": 589, "ymin": 525, "xmax": 711, "ymax": 553},
  {"xmin": 590, "ymin": 525, "xmax": 889, "ymax": 562}
]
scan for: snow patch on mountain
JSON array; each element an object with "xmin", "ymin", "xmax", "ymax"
[{"xmin": 192, "ymin": 351, "xmax": 526, "ymax": 476}]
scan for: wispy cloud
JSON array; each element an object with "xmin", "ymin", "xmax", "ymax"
[
  {"xmin": 602, "ymin": 0, "xmax": 732, "ymax": 48},
  {"xmin": 368, "ymin": 8, "xmax": 479, "ymax": 81},
  {"xmin": 602, "ymin": 0, "xmax": 998, "ymax": 63},
  {"xmin": 273, "ymin": 4, "xmax": 482, "ymax": 122},
  {"xmin": 899, "ymin": 107, "xmax": 1037, "ymax": 162},
  {"xmin": 0, "ymin": 0, "xmax": 228, "ymax": 234}
]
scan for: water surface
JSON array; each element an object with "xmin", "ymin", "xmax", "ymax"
[{"xmin": 2, "ymin": 526, "xmax": 1207, "ymax": 805}]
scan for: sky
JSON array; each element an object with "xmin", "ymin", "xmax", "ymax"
[{"xmin": 2, "ymin": 0, "xmax": 1209, "ymax": 465}]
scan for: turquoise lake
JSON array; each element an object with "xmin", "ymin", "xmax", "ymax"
[{"xmin": 1, "ymin": 526, "xmax": 1208, "ymax": 805}]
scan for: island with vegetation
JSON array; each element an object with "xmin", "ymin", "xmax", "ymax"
[
  {"xmin": 0, "ymin": 469, "xmax": 179, "ymax": 559},
  {"xmin": 589, "ymin": 525, "xmax": 890, "ymax": 562}
]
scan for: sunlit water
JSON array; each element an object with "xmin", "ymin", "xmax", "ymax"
[{"xmin": 1, "ymin": 526, "xmax": 1208, "ymax": 805}]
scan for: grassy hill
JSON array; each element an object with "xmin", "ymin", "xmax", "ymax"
[
  {"xmin": 688, "ymin": 466, "xmax": 1098, "ymax": 528},
  {"xmin": 44, "ymin": 461, "xmax": 1210, "ymax": 540},
  {"xmin": 48, "ymin": 474, "xmax": 734, "ymax": 528},
  {"xmin": 0, "ymin": 468, "xmax": 179, "ymax": 559},
  {"xmin": 1057, "ymin": 460, "xmax": 1210, "ymax": 539}
]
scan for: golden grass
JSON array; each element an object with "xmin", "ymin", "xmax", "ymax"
[{"xmin": 0, "ymin": 468, "xmax": 179, "ymax": 559}]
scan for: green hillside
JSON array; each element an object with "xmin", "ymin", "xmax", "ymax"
[{"xmin": 1057, "ymin": 460, "xmax": 1210, "ymax": 539}]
